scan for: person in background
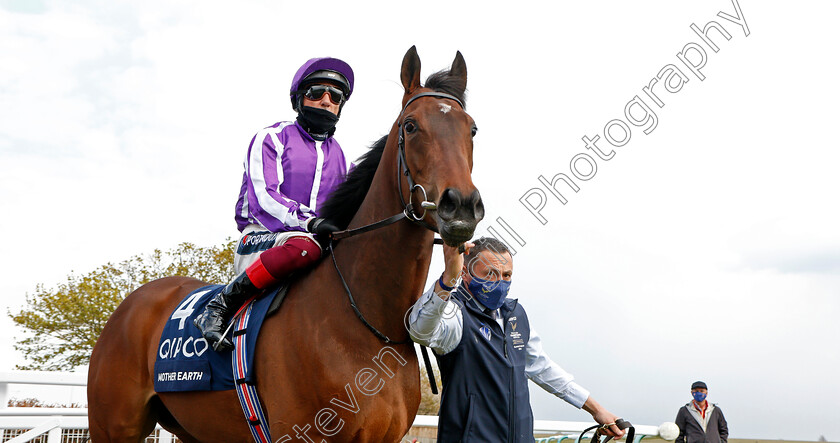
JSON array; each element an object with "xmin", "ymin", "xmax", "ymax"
[{"xmin": 675, "ymin": 381, "xmax": 729, "ymax": 443}]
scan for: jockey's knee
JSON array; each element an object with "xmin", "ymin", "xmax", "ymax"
[{"xmin": 259, "ymin": 235, "xmax": 321, "ymax": 279}]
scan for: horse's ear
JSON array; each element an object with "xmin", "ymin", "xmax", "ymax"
[
  {"xmin": 401, "ymin": 45, "xmax": 422, "ymax": 93},
  {"xmin": 449, "ymin": 50, "xmax": 468, "ymax": 95}
]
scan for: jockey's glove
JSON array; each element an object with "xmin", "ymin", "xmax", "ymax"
[{"xmin": 307, "ymin": 217, "xmax": 339, "ymax": 238}]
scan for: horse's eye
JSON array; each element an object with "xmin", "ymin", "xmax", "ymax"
[
  {"xmin": 471, "ymin": 125, "xmax": 478, "ymax": 137},
  {"xmin": 404, "ymin": 121, "xmax": 417, "ymax": 134}
]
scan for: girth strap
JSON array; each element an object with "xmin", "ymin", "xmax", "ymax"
[{"xmin": 232, "ymin": 302, "xmax": 272, "ymax": 443}]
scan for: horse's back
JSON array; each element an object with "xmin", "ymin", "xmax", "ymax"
[{"xmin": 87, "ymin": 276, "xmax": 207, "ymax": 442}]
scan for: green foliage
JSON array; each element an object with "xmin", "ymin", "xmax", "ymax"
[
  {"xmin": 8, "ymin": 239, "xmax": 236, "ymax": 371},
  {"xmin": 418, "ymin": 361, "xmax": 441, "ymax": 415}
]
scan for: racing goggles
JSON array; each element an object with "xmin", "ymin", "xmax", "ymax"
[{"xmin": 302, "ymin": 85, "xmax": 345, "ymax": 104}]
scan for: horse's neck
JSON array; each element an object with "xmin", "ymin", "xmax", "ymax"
[{"xmin": 334, "ymin": 143, "xmax": 434, "ymax": 340}]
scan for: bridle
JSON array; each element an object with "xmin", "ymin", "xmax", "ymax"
[
  {"xmin": 330, "ymin": 90, "xmax": 465, "ymax": 242},
  {"xmin": 397, "ymin": 91, "xmax": 465, "ymax": 225},
  {"xmin": 328, "ymin": 90, "xmax": 467, "ymax": 344}
]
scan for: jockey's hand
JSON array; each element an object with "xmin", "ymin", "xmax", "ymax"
[{"xmin": 307, "ymin": 218, "xmax": 339, "ymax": 239}]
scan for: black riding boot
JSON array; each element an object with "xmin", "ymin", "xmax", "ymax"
[{"xmin": 193, "ymin": 271, "xmax": 259, "ymax": 351}]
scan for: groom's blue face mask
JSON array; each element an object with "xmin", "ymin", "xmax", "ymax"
[
  {"xmin": 466, "ymin": 274, "xmax": 511, "ymax": 310},
  {"xmin": 692, "ymin": 391, "xmax": 707, "ymax": 402}
]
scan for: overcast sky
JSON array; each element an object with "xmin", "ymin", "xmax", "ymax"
[{"xmin": 1, "ymin": 0, "xmax": 838, "ymax": 440}]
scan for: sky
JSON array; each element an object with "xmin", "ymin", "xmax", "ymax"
[{"xmin": 1, "ymin": 0, "xmax": 839, "ymax": 440}]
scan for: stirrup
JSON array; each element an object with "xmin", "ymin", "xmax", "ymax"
[{"xmin": 212, "ymin": 321, "xmax": 236, "ymax": 351}]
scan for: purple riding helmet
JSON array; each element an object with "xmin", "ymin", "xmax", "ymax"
[{"xmin": 290, "ymin": 57, "xmax": 355, "ymax": 115}]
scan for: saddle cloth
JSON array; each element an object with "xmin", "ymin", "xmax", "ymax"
[{"xmin": 153, "ymin": 284, "xmax": 283, "ymax": 392}]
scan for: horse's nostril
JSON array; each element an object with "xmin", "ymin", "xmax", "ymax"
[
  {"xmin": 472, "ymin": 192, "xmax": 485, "ymax": 220},
  {"xmin": 438, "ymin": 188, "xmax": 460, "ymax": 220},
  {"xmin": 438, "ymin": 188, "xmax": 485, "ymax": 222}
]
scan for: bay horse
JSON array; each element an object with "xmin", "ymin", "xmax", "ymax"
[{"xmin": 87, "ymin": 46, "xmax": 484, "ymax": 442}]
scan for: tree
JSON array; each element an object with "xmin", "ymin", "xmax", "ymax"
[
  {"xmin": 418, "ymin": 360, "xmax": 442, "ymax": 415},
  {"xmin": 8, "ymin": 239, "xmax": 236, "ymax": 370}
]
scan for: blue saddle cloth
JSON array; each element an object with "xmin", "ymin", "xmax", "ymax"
[{"xmin": 153, "ymin": 284, "xmax": 278, "ymax": 392}]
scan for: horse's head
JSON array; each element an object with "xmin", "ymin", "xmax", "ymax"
[{"xmin": 397, "ymin": 46, "xmax": 485, "ymax": 246}]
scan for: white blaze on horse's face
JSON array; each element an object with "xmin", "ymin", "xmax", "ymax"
[{"xmin": 439, "ymin": 103, "xmax": 452, "ymax": 114}]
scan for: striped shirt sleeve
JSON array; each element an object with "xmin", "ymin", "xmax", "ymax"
[{"xmin": 244, "ymin": 126, "xmax": 315, "ymax": 232}]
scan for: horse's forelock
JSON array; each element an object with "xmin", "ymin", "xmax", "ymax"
[{"xmin": 424, "ymin": 69, "xmax": 467, "ymax": 108}]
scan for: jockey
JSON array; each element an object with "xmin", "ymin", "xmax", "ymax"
[{"xmin": 194, "ymin": 56, "xmax": 354, "ymax": 351}]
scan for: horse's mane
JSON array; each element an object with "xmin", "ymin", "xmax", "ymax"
[
  {"xmin": 318, "ymin": 68, "xmax": 467, "ymax": 229},
  {"xmin": 318, "ymin": 135, "xmax": 387, "ymax": 229}
]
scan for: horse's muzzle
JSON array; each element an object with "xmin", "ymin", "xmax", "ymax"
[{"xmin": 436, "ymin": 188, "xmax": 484, "ymax": 245}]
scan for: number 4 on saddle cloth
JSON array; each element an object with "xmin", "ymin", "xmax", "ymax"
[{"xmin": 154, "ymin": 283, "xmax": 287, "ymax": 393}]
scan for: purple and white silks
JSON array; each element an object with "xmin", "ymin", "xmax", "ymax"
[{"xmin": 234, "ymin": 121, "xmax": 349, "ymax": 233}]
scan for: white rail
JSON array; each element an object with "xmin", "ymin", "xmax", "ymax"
[
  {"xmin": 0, "ymin": 371, "xmax": 176, "ymax": 442},
  {"xmin": 1, "ymin": 371, "xmax": 666, "ymax": 443},
  {"xmin": 412, "ymin": 415, "xmax": 661, "ymax": 443}
]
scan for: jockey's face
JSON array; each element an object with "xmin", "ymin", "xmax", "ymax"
[
  {"xmin": 462, "ymin": 250, "xmax": 513, "ymax": 286},
  {"xmin": 302, "ymin": 81, "xmax": 342, "ymax": 115}
]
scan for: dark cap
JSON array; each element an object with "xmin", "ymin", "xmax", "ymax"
[{"xmin": 691, "ymin": 381, "xmax": 707, "ymax": 390}]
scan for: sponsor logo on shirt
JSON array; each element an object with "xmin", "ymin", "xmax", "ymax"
[
  {"xmin": 479, "ymin": 324, "xmax": 492, "ymax": 342},
  {"xmin": 241, "ymin": 232, "xmax": 279, "ymax": 246},
  {"xmin": 237, "ymin": 231, "xmax": 280, "ymax": 255},
  {"xmin": 510, "ymin": 330, "xmax": 525, "ymax": 350}
]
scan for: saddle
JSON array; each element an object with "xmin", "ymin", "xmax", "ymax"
[
  {"xmin": 153, "ymin": 279, "xmax": 292, "ymax": 393},
  {"xmin": 265, "ymin": 279, "xmax": 290, "ymax": 316}
]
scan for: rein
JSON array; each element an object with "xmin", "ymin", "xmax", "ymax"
[
  {"xmin": 578, "ymin": 419, "xmax": 635, "ymax": 443},
  {"xmin": 327, "ymin": 91, "xmax": 466, "ymax": 345},
  {"xmin": 328, "ymin": 241, "xmax": 409, "ymax": 344}
]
